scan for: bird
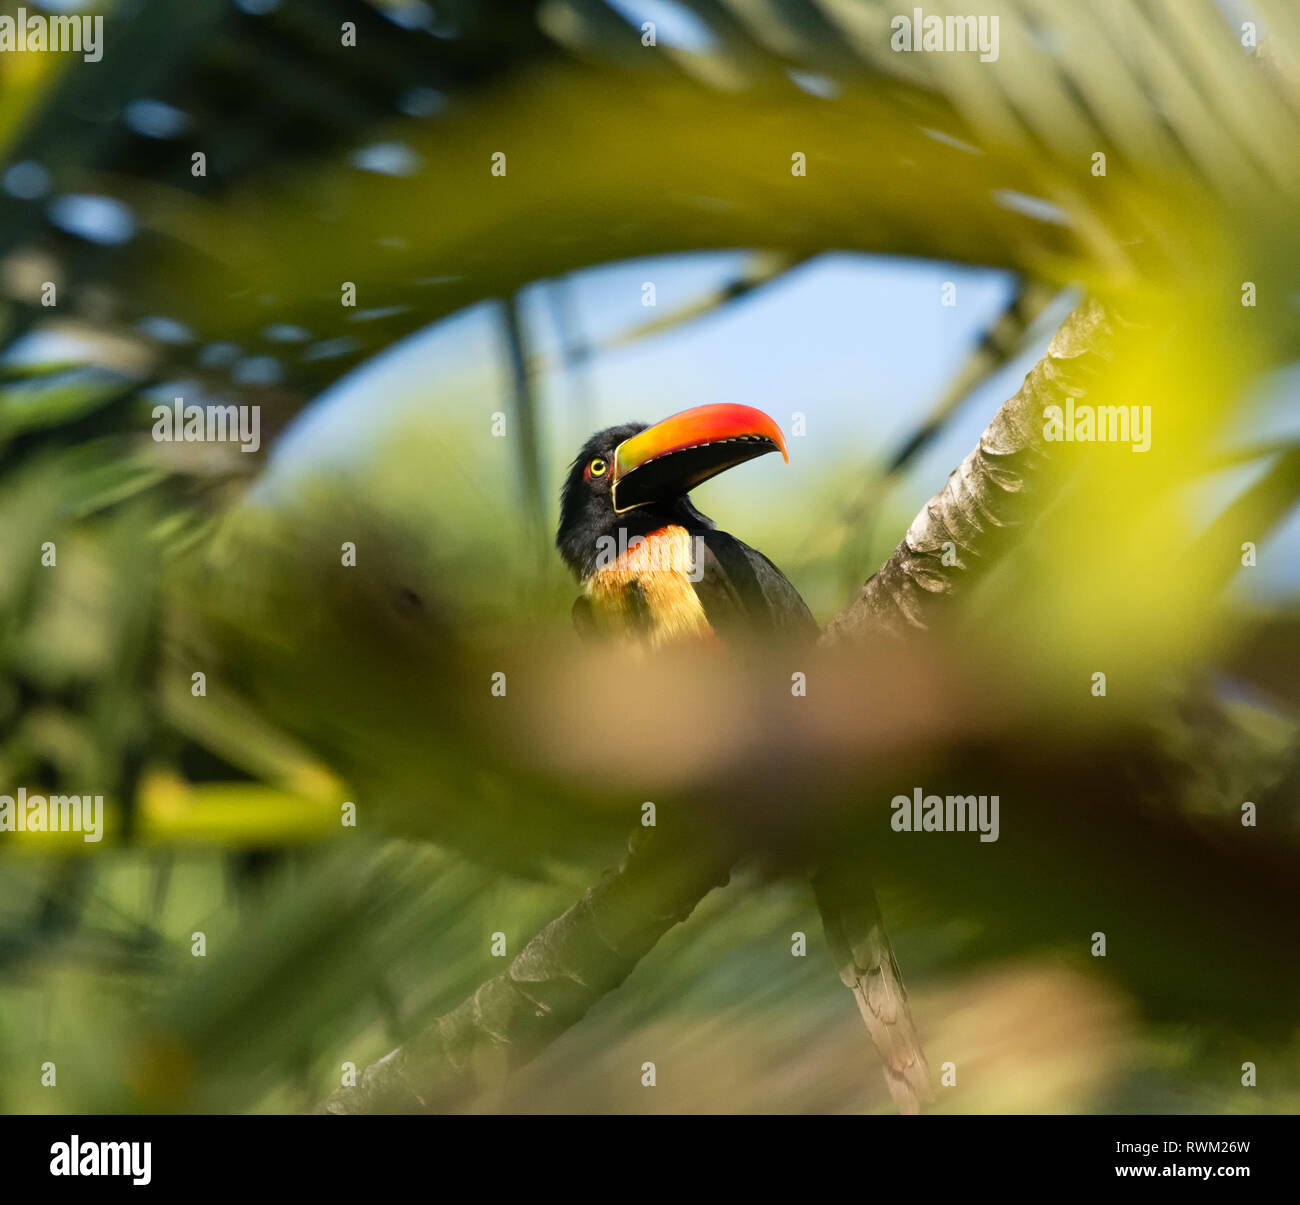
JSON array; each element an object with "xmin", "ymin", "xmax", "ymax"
[
  {"xmin": 555, "ymin": 403, "xmax": 817, "ymax": 647},
  {"xmin": 555, "ymin": 402, "xmax": 934, "ymax": 1113}
]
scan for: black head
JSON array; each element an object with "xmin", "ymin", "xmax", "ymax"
[
  {"xmin": 557, "ymin": 423, "xmax": 682, "ymax": 580},
  {"xmin": 555, "ymin": 405, "xmax": 790, "ymax": 580}
]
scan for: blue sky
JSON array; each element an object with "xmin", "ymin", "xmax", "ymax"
[
  {"xmin": 269, "ymin": 250, "xmax": 1299, "ymax": 599},
  {"xmin": 271, "ymin": 249, "xmax": 1026, "ymax": 498}
]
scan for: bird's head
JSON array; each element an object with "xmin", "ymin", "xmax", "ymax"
[{"xmin": 556, "ymin": 403, "xmax": 789, "ymax": 579}]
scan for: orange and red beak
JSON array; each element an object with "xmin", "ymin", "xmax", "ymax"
[{"xmin": 610, "ymin": 403, "xmax": 789, "ymax": 514}]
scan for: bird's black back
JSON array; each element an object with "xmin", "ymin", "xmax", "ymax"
[{"xmin": 687, "ymin": 524, "xmax": 818, "ymax": 646}]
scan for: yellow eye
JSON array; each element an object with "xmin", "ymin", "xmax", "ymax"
[{"xmin": 589, "ymin": 458, "xmax": 607, "ymax": 477}]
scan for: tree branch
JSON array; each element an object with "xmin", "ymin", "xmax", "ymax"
[
  {"xmin": 316, "ymin": 822, "xmax": 734, "ymax": 1113},
  {"xmin": 318, "ymin": 297, "xmax": 1124, "ymax": 1114},
  {"xmin": 822, "ymin": 296, "xmax": 1122, "ymax": 644}
]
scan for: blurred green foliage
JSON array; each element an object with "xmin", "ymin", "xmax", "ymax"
[{"xmin": 1, "ymin": 0, "xmax": 1298, "ymax": 1113}]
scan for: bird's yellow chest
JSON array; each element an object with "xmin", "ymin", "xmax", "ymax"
[{"xmin": 583, "ymin": 525, "xmax": 713, "ymax": 645}]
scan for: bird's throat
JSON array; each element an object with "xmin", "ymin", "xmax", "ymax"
[{"xmin": 582, "ymin": 525, "xmax": 713, "ymax": 645}]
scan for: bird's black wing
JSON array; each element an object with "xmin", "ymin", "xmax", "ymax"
[{"xmin": 691, "ymin": 528, "xmax": 818, "ymax": 644}]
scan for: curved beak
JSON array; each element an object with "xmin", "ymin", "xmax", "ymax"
[{"xmin": 610, "ymin": 403, "xmax": 789, "ymax": 514}]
